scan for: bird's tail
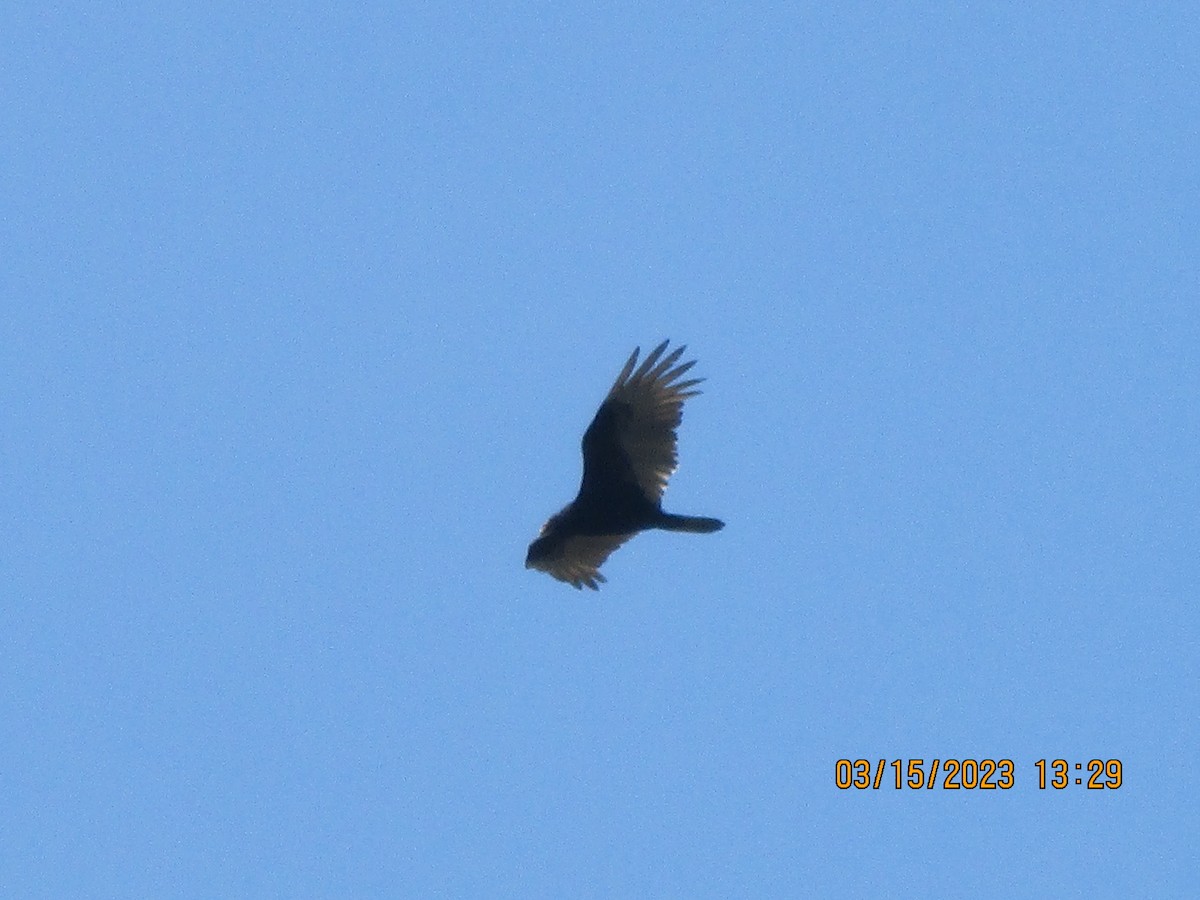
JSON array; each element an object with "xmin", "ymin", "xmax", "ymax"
[{"xmin": 657, "ymin": 513, "xmax": 724, "ymax": 533}]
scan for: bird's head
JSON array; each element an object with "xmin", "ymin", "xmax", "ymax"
[
  {"xmin": 524, "ymin": 540, "xmax": 545, "ymax": 569},
  {"xmin": 525, "ymin": 533, "xmax": 557, "ymax": 570},
  {"xmin": 525, "ymin": 512, "xmax": 566, "ymax": 570}
]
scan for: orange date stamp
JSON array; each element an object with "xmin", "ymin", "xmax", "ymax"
[{"xmin": 834, "ymin": 758, "xmax": 1123, "ymax": 790}]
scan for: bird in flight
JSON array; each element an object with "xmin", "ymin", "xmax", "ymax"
[{"xmin": 525, "ymin": 340, "xmax": 724, "ymax": 590}]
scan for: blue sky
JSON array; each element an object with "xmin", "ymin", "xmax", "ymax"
[{"xmin": 4, "ymin": 3, "xmax": 1198, "ymax": 897}]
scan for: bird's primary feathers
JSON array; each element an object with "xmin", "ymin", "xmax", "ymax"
[{"xmin": 525, "ymin": 340, "xmax": 723, "ymax": 590}]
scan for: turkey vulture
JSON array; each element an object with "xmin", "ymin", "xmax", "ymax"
[{"xmin": 525, "ymin": 340, "xmax": 723, "ymax": 590}]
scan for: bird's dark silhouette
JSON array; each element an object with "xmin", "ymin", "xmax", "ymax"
[{"xmin": 525, "ymin": 340, "xmax": 723, "ymax": 590}]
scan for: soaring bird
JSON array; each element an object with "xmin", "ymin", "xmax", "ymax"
[{"xmin": 525, "ymin": 340, "xmax": 723, "ymax": 590}]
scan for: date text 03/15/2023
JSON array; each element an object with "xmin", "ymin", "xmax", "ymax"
[{"xmin": 834, "ymin": 759, "xmax": 1123, "ymax": 790}]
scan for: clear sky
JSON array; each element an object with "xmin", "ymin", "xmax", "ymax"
[{"xmin": 4, "ymin": 3, "xmax": 1198, "ymax": 898}]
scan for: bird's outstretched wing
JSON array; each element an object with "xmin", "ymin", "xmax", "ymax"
[
  {"xmin": 529, "ymin": 531, "xmax": 635, "ymax": 590},
  {"xmin": 579, "ymin": 340, "xmax": 704, "ymax": 503}
]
